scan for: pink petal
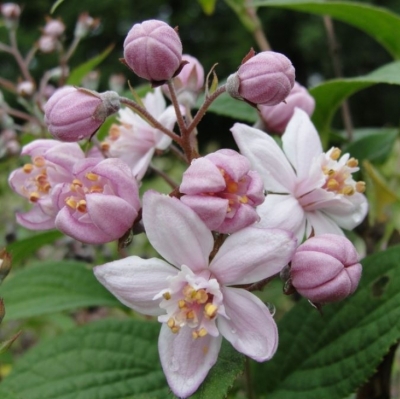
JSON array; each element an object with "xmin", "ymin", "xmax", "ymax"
[
  {"xmin": 155, "ymin": 106, "xmax": 177, "ymax": 150},
  {"xmin": 282, "ymin": 108, "xmax": 323, "ymax": 181},
  {"xmin": 217, "ymin": 204, "xmax": 260, "ymax": 234},
  {"xmin": 210, "ymin": 226, "xmax": 296, "ymax": 285},
  {"xmin": 143, "ymin": 191, "xmax": 213, "ymax": 272},
  {"xmin": 206, "ymin": 149, "xmax": 250, "ymax": 181},
  {"xmin": 94, "ymin": 257, "xmax": 176, "ymax": 316},
  {"xmin": 45, "ymin": 142, "xmax": 85, "ymax": 170},
  {"xmin": 218, "ymin": 287, "xmax": 278, "ymax": 361},
  {"xmin": 16, "ymin": 206, "xmax": 56, "ymax": 230},
  {"xmin": 158, "ymin": 323, "xmax": 222, "ymax": 398},
  {"xmin": 231, "ymin": 123, "xmax": 296, "ymax": 193}
]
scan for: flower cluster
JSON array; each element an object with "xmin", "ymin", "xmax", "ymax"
[{"xmin": 7, "ymin": 16, "xmax": 367, "ymax": 399}]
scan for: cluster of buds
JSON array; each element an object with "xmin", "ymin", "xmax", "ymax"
[{"xmin": 38, "ymin": 17, "xmax": 65, "ymax": 53}]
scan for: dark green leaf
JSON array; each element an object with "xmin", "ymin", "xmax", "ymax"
[
  {"xmin": 67, "ymin": 44, "xmax": 115, "ymax": 86},
  {"xmin": 252, "ymin": 245, "xmax": 400, "ymax": 399},
  {"xmin": 342, "ymin": 128, "xmax": 398, "ymax": 164},
  {"xmin": 0, "ymin": 260, "xmax": 122, "ymax": 320},
  {"xmin": 6, "ymin": 231, "xmax": 64, "ymax": 267},
  {"xmin": 197, "ymin": 0, "xmax": 217, "ymax": 15},
  {"xmin": 253, "ymin": 0, "xmax": 400, "ymax": 59}
]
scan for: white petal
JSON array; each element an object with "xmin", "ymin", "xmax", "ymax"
[
  {"xmin": 143, "ymin": 191, "xmax": 214, "ymax": 272},
  {"xmin": 218, "ymin": 287, "xmax": 278, "ymax": 362},
  {"xmin": 231, "ymin": 123, "xmax": 296, "ymax": 193},
  {"xmin": 94, "ymin": 257, "xmax": 176, "ymax": 316},
  {"xmin": 210, "ymin": 226, "xmax": 296, "ymax": 285},
  {"xmin": 305, "ymin": 211, "xmax": 345, "ymax": 237},
  {"xmin": 158, "ymin": 324, "xmax": 222, "ymax": 398},
  {"xmin": 282, "ymin": 108, "xmax": 323, "ymax": 182}
]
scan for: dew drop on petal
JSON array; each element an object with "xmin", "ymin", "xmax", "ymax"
[
  {"xmin": 169, "ymin": 355, "xmax": 180, "ymax": 372},
  {"xmin": 230, "ymin": 328, "xmax": 237, "ymax": 334}
]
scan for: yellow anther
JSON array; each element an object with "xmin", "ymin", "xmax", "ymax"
[
  {"xmin": 72, "ymin": 179, "xmax": 83, "ymax": 187},
  {"xmin": 204, "ymin": 303, "xmax": 218, "ymax": 319},
  {"xmin": 23, "ymin": 163, "xmax": 34, "ymax": 173},
  {"xmin": 346, "ymin": 157, "xmax": 358, "ymax": 168},
  {"xmin": 195, "ymin": 289, "xmax": 208, "ymax": 304},
  {"xmin": 239, "ymin": 195, "xmax": 248, "ymax": 204},
  {"xmin": 186, "ymin": 310, "xmax": 195, "ymax": 320},
  {"xmin": 327, "ymin": 169, "xmax": 335, "ymax": 176},
  {"xmin": 109, "ymin": 125, "xmax": 121, "ymax": 140},
  {"xmin": 327, "ymin": 179, "xmax": 340, "ymax": 191},
  {"xmin": 163, "ymin": 292, "xmax": 171, "ymax": 300},
  {"xmin": 182, "ymin": 285, "xmax": 194, "ymax": 298},
  {"xmin": 178, "ymin": 299, "xmax": 186, "ymax": 309},
  {"xmin": 192, "ymin": 331, "xmax": 199, "ymax": 339},
  {"xmin": 171, "ymin": 326, "xmax": 180, "ymax": 334},
  {"xmin": 198, "ymin": 328, "xmax": 208, "ymax": 337},
  {"xmin": 86, "ymin": 172, "xmax": 99, "ymax": 182},
  {"xmin": 89, "ymin": 185, "xmax": 103, "ymax": 193},
  {"xmin": 226, "ymin": 181, "xmax": 238, "ymax": 193},
  {"xmin": 33, "ymin": 156, "xmax": 45, "ymax": 167},
  {"xmin": 100, "ymin": 142, "xmax": 110, "ymax": 152},
  {"xmin": 76, "ymin": 200, "xmax": 87, "ymax": 212},
  {"xmin": 356, "ymin": 181, "xmax": 366, "ymax": 193},
  {"xmin": 167, "ymin": 318, "xmax": 175, "ymax": 329},
  {"xmin": 342, "ymin": 185, "xmax": 355, "ymax": 196},
  {"xmin": 29, "ymin": 191, "xmax": 40, "ymax": 202},
  {"xmin": 39, "ymin": 183, "xmax": 51, "ymax": 193},
  {"xmin": 65, "ymin": 198, "xmax": 77, "ymax": 209},
  {"xmin": 330, "ymin": 147, "xmax": 341, "ymax": 160}
]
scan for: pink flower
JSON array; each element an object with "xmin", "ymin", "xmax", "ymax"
[
  {"xmin": 8, "ymin": 139, "xmax": 85, "ymax": 230},
  {"xmin": 123, "ymin": 19, "xmax": 183, "ymax": 84},
  {"xmin": 94, "ymin": 191, "xmax": 296, "ymax": 398},
  {"xmin": 43, "ymin": 18, "xmax": 65, "ymax": 37},
  {"xmin": 226, "ymin": 51, "xmax": 295, "ymax": 106},
  {"xmin": 101, "ymin": 88, "xmax": 178, "ymax": 180},
  {"xmin": 44, "ymin": 86, "xmax": 120, "ymax": 142},
  {"xmin": 180, "ymin": 149, "xmax": 265, "ymax": 234},
  {"xmin": 290, "ymin": 234, "xmax": 362, "ymax": 303},
  {"xmin": 53, "ymin": 157, "xmax": 140, "ymax": 244},
  {"xmin": 258, "ymin": 82, "xmax": 315, "ymax": 134},
  {"xmin": 232, "ymin": 108, "xmax": 368, "ymax": 243}
]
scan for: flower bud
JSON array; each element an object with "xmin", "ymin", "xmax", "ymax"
[
  {"xmin": 258, "ymin": 82, "xmax": 315, "ymax": 134},
  {"xmin": 123, "ymin": 19, "xmax": 183, "ymax": 84},
  {"xmin": 43, "ymin": 18, "xmax": 65, "ymax": 38},
  {"xmin": 0, "ymin": 249, "xmax": 12, "ymax": 285},
  {"xmin": 17, "ymin": 80, "xmax": 35, "ymax": 97},
  {"xmin": 74, "ymin": 12, "xmax": 100, "ymax": 39},
  {"xmin": 44, "ymin": 86, "xmax": 120, "ymax": 142},
  {"xmin": 38, "ymin": 35, "xmax": 57, "ymax": 53},
  {"xmin": 290, "ymin": 234, "xmax": 362, "ymax": 304},
  {"xmin": 226, "ymin": 51, "xmax": 295, "ymax": 106},
  {"xmin": 180, "ymin": 149, "xmax": 265, "ymax": 234},
  {"xmin": 1, "ymin": 3, "xmax": 21, "ymax": 28}
]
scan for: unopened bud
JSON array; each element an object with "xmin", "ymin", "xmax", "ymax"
[
  {"xmin": 123, "ymin": 19, "xmax": 183, "ymax": 84},
  {"xmin": 17, "ymin": 80, "xmax": 35, "ymax": 97},
  {"xmin": 74, "ymin": 12, "xmax": 100, "ymax": 39},
  {"xmin": 0, "ymin": 249, "xmax": 12, "ymax": 285},
  {"xmin": 43, "ymin": 18, "xmax": 65, "ymax": 38},
  {"xmin": 38, "ymin": 35, "xmax": 57, "ymax": 53},
  {"xmin": 290, "ymin": 234, "xmax": 362, "ymax": 304},
  {"xmin": 1, "ymin": 3, "xmax": 21, "ymax": 28},
  {"xmin": 44, "ymin": 86, "xmax": 120, "ymax": 142},
  {"xmin": 226, "ymin": 51, "xmax": 295, "ymax": 106}
]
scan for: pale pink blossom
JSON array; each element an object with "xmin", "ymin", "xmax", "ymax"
[
  {"xmin": 101, "ymin": 88, "xmax": 178, "ymax": 180},
  {"xmin": 53, "ymin": 157, "xmax": 140, "ymax": 244},
  {"xmin": 290, "ymin": 234, "xmax": 362, "ymax": 303},
  {"xmin": 94, "ymin": 191, "xmax": 296, "ymax": 398},
  {"xmin": 180, "ymin": 149, "xmax": 265, "ymax": 233},
  {"xmin": 232, "ymin": 108, "xmax": 368, "ymax": 243},
  {"xmin": 43, "ymin": 18, "xmax": 65, "ymax": 38},
  {"xmin": 8, "ymin": 139, "xmax": 85, "ymax": 230}
]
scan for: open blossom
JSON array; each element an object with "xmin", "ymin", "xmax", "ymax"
[
  {"xmin": 8, "ymin": 139, "xmax": 85, "ymax": 230},
  {"xmin": 232, "ymin": 108, "xmax": 368, "ymax": 243},
  {"xmin": 52, "ymin": 157, "xmax": 140, "ymax": 244},
  {"xmin": 180, "ymin": 149, "xmax": 265, "ymax": 234},
  {"xmin": 101, "ymin": 88, "xmax": 178, "ymax": 180},
  {"xmin": 94, "ymin": 191, "xmax": 296, "ymax": 398}
]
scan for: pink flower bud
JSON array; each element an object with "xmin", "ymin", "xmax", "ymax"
[
  {"xmin": 226, "ymin": 51, "xmax": 295, "ymax": 106},
  {"xmin": 180, "ymin": 149, "xmax": 265, "ymax": 234},
  {"xmin": 258, "ymin": 82, "xmax": 315, "ymax": 134},
  {"xmin": 17, "ymin": 80, "xmax": 35, "ymax": 97},
  {"xmin": 1, "ymin": 3, "xmax": 21, "ymax": 20},
  {"xmin": 38, "ymin": 35, "xmax": 57, "ymax": 53},
  {"xmin": 123, "ymin": 19, "xmax": 183, "ymax": 84},
  {"xmin": 290, "ymin": 234, "xmax": 362, "ymax": 303},
  {"xmin": 43, "ymin": 18, "xmax": 65, "ymax": 37},
  {"xmin": 74, "ymin": 12, "xmax": 100, "ymax": 39},
  {"xmin": 44, "ymin": 86, "xmax": 120, "ymax": 142}
]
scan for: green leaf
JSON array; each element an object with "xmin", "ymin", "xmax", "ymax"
[
  {"xmin": 0, "ymin": 389, "xmax": 23, "ymax": 399},
  {"xmin": 253, "ymin": 0, "xmax": 400, "ymax": 59},
  {"xmin": 0, "ymin": 260, "xmax": 122, "ymax": 320},
  {"xmin": 50, "ymin": 0, "xmax": 65, "ymax": 14},
  {"xmin": 197, "ymin": 0, "xmax": 217, "ymax": 15},
  {"xmin": 252, "ymin": 245, "xmax": 400, "ymax": 399},
  {"xmin": 6, "ymin": 231, "xmax": 64, "ymax": 267},
  {"xmin": 0, "ymin": 319, "xmax": 243, "ymax": 399},
  {"xmin": 67, "ymin": 44, "xmax": 115, "ymax": 86},
  {"xmin": 342, "ymin": 128, "xmax": 399, "ymax": 164},
  {"xmin": 310, "ymin": 61, "xmax": 400, "ymax": 142}
]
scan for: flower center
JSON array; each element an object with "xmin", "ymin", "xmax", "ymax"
[
  {"xmin": 156, "ymin": 266, "xmax": 224, "ymax": 339},
  {"xmin": 321, "ymin": 148, "xmax": 365, "ymax": 196},
  {"xmin": 21, "ymin": 156, "xmax": 51, "ymax": 202}
]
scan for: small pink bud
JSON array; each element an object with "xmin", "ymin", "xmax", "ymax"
[
  {"xmin": 258, "ymin": 82, "xmax": 315, "ymax": 134},
  {"xmin": 226, "ymin": 51, "xmax": 295, "ymax": 106},
  {"xmin": 290, "ymin": 234, "xmax": 362, "ymax": 304},
  {"xmin": 43, "ymin": 18, "xmax": 65, "ymax": 37},
  {"xmin": 38, "ymin": 35, "xmax": 57, "ymax": 53},
  {"xmin": 123, "ymin": 19, "xmax": 183, "ymax": 84},
  {"xmin": 74, "ymin": 12, "xmax": 100, "ymax": 38},
  {"xmin": 1, "ymin": 3, "xmax": 21, "ymax": 20},
  {"xmin": 17, "ymin": 80, "xmax": 35, "ymax": 97},
  {"xmin": 44, "ymin": 86, "xmax": 120, "ymax": 142}
]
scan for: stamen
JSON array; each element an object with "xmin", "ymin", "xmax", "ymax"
[
  {"xmin": 109, "ymin": 125, "xmax": 121, "ymax": 140},
  {"xmin": 29, "ymin": 191, "xmax": 40, "ymax": 202},
  {"xmin": 163, "ymin": 292, "xmax": 171, "ymax": 300},
  {"xmin": 195, "ymin": 289, "xmax": 208, "ymax": 304},
  {"xmin": 182, "ymin": 285, "xmax": 194, "ymax": 298},
  {"xmin": 72, "ymin": 179, "xmax": 83, "ymax": 187},
  {"xmin": 89, "ymin": 185, "xmax": 103, "ymax": 193},
  {"xmin": 186, "ymin": 310, "xmax": 195, "ymax": 320},
  {"xmin": 65, "ymin": 197, "xmax": 77, "ymax": 209},
  {"xmin": 342, "ymin": 186, "xmax": 355, "ymax": 196},
  {"xmin": 226, "ymin": 181, "xmax": 238, "ymax": 193},
  {"xmin": 327, "ymin": 179, "xmax": 339, "ymax": 191},
  {"xmin": 100, "ymin": 142, "xmax": 110, "ymax": 151},
  {"xmin": 198, "ymin": 328, "xmax": 208, "ymax": 337},
  {"xmin": 23, "ymin": 163, "xmax": 34, "ymax": 173},
  {"xmin": 330, "ymin": 148, "xmax": 341, "ymax": 160},
  {"xmin": 192, "ymin": 331, "xmax": 199, "ymax": 339},
  {"xmin": 346, "ymin": 157, "xmax": 358, "ymax": 168},
  {"xmin": 356, "ymin": 181, "xmax": 366, "ymax": 193},
  {"xmin": 33, "ymin": 156, "xmax": 45, "ymax": 167},
  {"xmin": 178, "ymin": 299, "xmax": 186, "ymax": 309},
  {"xmin": 239, "ymin": 195, "xmax": 248, "ymax": 204},
  {"xmin": 204, "ymin": 303, "xmax": 218, "ymax": 319},
  {"xmin": 76, "ymin": 200, "xmax": 87, "ymax": 212},
  {"xmin": 171, "ymin": 326, "xmax": 180, "ymax": 334},
  {"xmin": 86, "ymin": 172, "xmax": 99, "ymax": 181},
  {"xmin": 167, "ymin": 318, "xmax": 175, "ymax": 329}
]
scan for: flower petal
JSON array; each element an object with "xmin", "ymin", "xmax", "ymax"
[
  {"xmin": 94, "ymin": 256, "xmax": 176, "ymax": 316},
  {"xmin": 210, "ymin": 226, "xmax": 296, "ymax": 285},
  {"xmin": 143, "ymin": 191, "xmax": 213, "ymax": 272},
  {"xmin": 158, "ymin": 323, "xmax": 222, "ymax": 398},
  {"xmin": 282, "ymin": 108, "xmax": 323, "ymax": 181},
  {"xmin": 218, "ymin": 287, "xmax": 278, "ymax": 361},
  {"xmin": 305, "ymin": 211, "xmax": 345, "ymax": 237},
  {"xmin": 231, "ymin": 123, "xmax": 296, "ymax": 193},
  {"xmin": 16, "ymin": 205, "xmax": 56, "ymax": 230}
]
